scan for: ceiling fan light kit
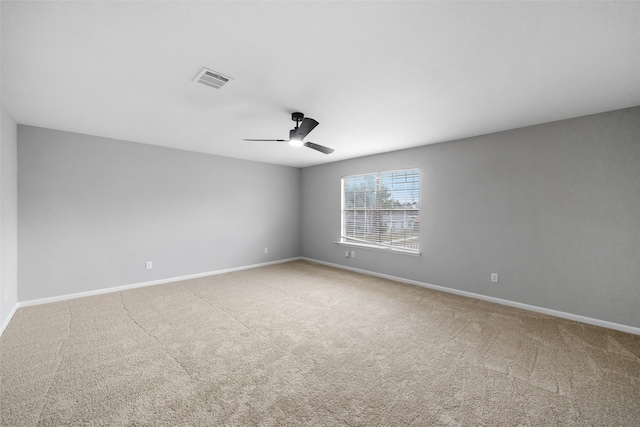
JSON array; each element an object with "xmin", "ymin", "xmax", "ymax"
[
  {"xmin": 244, "ymin": 112, "xmax": 335, "ymax": 154},
  {"xmin": 289, "ymin": 136, "xmax": 304, "ymax": 147}
]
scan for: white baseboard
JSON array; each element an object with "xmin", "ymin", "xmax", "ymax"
[
  {"xmin": 9, "ymin": 256, "xmax": 639, "ymax": 337},
  {"xmin": 17, "ymin": 257, "xmax": 302, "ymax": 309},
  {"xmin": 301, "ymin": 257, "xmax": 640, "ymax": 336},
  {"xmin": 0, "ymin": 303, "xmax": 18, "ymax": 337}
]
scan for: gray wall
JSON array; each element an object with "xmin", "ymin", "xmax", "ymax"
[
  {"xmin": 1, "ymin": 105, "xmax": 18, "ymax": 329},
  {"xmin": 18, "ymin": 126, "xmax": 301, "ymax": 301},
  {"xmin": 301, "ymin": 107, "xmax": 640, "ymax": 328}
]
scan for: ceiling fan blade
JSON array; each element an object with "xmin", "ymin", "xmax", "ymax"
[
  {"xmin": 304, "ymin": 141, "xmax": 334, "ymax": 154},
  {"xmin": 293, "ymin": 118, "xmax": 319, "ymax": 139},
  {"xmin": 243, "ymin": 139, "xmax": 288, "ymax": 142}
]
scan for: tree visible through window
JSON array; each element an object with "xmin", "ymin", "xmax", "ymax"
[{"xmin": 341, "ymin": 168, "xmax": 420, "ymax": 253}]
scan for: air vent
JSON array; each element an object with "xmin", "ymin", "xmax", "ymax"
[{"xmin": 193, "ymin": 68, "xmax": 233, "ymax": 90}]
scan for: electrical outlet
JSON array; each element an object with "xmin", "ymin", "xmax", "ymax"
[
  {"xmin": 491, "ymin": 273, "xmax": 499, "ymax": 283},
  {"xmin": 264, "ymin": 247, "xmax": 269, "ymax": 254},
  {"xmin": 146, "ymin": 261, "xmax": 153, "ymax": 270},
  {"xmin": 350, "ymin": 251, "xmax": 356, "ymax": 258},
  {"xmin": 345, "ymin": 251, "xmax": 350, "ymax": 258}
]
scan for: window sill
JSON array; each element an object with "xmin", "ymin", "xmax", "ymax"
[{"xmin": 334, "ymin": 241, "xmax": 421, "ymax": 257}]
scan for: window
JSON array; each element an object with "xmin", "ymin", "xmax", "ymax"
[{"xmin": 341, "ymin": 168, "xmax": 420, "ymax": 254}]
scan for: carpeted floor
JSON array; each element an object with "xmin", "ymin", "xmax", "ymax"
[{"xmin": 1, "ymin": 260, "xmax": 639, "ymax": 426}]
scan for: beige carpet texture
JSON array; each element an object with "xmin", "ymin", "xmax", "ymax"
[{"xmin": 1, "ymin": 260, "xmax": 639, "ymax": 426}]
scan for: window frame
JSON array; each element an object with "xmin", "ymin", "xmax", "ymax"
[{"xmin": 339, "ymin": 168, "xmax": 421, "ymax": 256}]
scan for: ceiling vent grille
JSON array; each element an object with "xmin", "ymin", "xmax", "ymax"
[{"xmin": 193, "ymin": 68, "xmax": 232, "ymax": 90}]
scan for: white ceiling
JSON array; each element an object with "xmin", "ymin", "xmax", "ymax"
[{"xmin": 2, "ymin": 1, "xmax": 639, "ymax": 168}]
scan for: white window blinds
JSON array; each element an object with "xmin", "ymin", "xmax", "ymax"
[{"xmin": 341, "ymin": 168, "xmax": 420, "ymax": 253}]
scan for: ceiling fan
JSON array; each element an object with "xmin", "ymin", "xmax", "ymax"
[{"xmin": 243, "ymin": 112, "xmax": 334, "ymax": 154}]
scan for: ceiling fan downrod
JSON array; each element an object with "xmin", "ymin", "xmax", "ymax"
[{"xmin": 291, "ymin": 112, "xmax": 304, "ymax": 130}]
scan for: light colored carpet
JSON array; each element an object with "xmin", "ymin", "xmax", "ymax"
[{"xmin": 1, "ymin": 260, "xmax": 639, "ymax": 426}]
